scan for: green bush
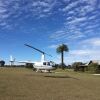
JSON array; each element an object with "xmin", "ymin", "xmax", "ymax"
[
  {"xmin": 72, "ymin": 62, "xmax": 83, "ymax": 71},
  {"xmin": 88, "ymin": 63, "xmax": 99, "ymax": 73},
  {"xmin": 25, "ymin": 63, "xmax": 33, "ymax": 69},
  {"xmin": 0, "ymin": 60, "xmax": 5, "ymax": 67}
]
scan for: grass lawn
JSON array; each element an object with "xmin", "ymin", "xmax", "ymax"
[{"xmin": 0, "ymin": 67, "xmax": 100, "ymax": 100}]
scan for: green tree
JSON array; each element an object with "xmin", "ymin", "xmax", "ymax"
[
  {"xmin": 72, "ymin": 62, "xmax": 83, "ymax": 71},
  {"xmin": 56, "ymin": 44, "xmax": 69, "ymax": 69},
  {"xmin": 0, "ymin": 60, "xmax": 5, "ymax": 67},
  {"xmin": 88, "ymin": 63, "xmax": 99, "ymax": 73}
]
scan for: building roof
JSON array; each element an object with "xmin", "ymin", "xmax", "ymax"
[{"xmin": 89, "ymin": 60, "xmax": 100, "ymax": 65}]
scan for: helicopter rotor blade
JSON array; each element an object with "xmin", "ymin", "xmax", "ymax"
[
  {"xmin": 24, "ymin": 44, "xmax": 52, "ymax": 57},
  {"xmin": 24, "ymin": 44, "xmax": 44, "ymax": 54},
  {"xmin": 44, "ymin": 53, "xmax": 52, "ymax": 57}
]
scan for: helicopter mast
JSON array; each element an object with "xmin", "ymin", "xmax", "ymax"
[{"xmin": 41, "ymin": 54, "xmax": 45, "ymax": 62}]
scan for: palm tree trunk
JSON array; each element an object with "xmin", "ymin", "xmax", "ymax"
[{"xmin": 61, "ymin": 51, "xmax": 64, "ymax": 69}]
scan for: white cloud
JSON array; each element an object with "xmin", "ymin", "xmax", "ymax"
[
  {"xmin": 79, "ymin": 5, "xmax": 94, "ymax": 16},
  {"xmin": 67, "ymin": 33, "xmax": 85, "ymax": 39},
  {"xmin": 63, "ymin": 48, "xmax": 100, "ymax": 64},
  {"xmin": 85, "ymin": 0, "xmax": 97, "ymax": 6},
  {"xmin": 62, "ymin": 1, "xmax": 79, "ymax": 12},
  {"xmin": 50, "ymin": 24, "xmax": 85, "ymax": 42},
  {"xmin": 0, "ymin": 0, "xmax": 57, "ymax": 29},
  {"xmin": 33, "ymin": 1, "xmax": 49, "ymax": 7},
  {"xmin": 84, "ymin": 29, "xmax": 93, "ymax": 34},
  {"xmin": 50, "ymin": 30, "xmax": 67, "ymax": 40},
  {"xmin": 81, "ymin": 38, "xmax": 100, "ymax": 46},
  {"xmin": 88, "ymin": 15, "xmax": 97, "ymax": 20},
  {"xmin": 0, "ymin": 0, "xmax": 99, "ymax": 34},
  {"xmin": 85, "ymin": 24, "xmax": 99, "ymax": 30},
  {"xmin": 66, "ymin": 16, "xmax": 73, "ymax": 20},
  {"xmin": 70, "ymin": 49, "xmax": 100, "ymax": 60},
  {"xmin": 93, "ymin": 40, "xmax": 100, "ymax": 46},
  {"xmin": 48, "ymin": 44, "xmax": 58, "ymax": 49},
  {"xmin": 53, "ymin": 37, "xmax": 100, "ymax": 64},
  {"xmin": 67, "ymin": 17, "xmax": 87, "ymax": 24},
  {"xmin": 0, "ymin": 8, "xmax": 7, "ymax": 13},
  {"xmin": 31, "ymin": 0, "xmax": 57, "ymax": 18},
  {"xmin": 54, "ymin": 48, "xmax": 100, "ymax": 65},
  {"xmin": 70, "ymin": 50, "xmax": 93, "ymax": 56},
  {"xmin": 53, "ymin": 0, "xmax": 99, "ymax": 42},
  {"xmin": 0, "ymin": 22, "xmax": 7, "ymax": 26},
  {"xmin": 68, "ymin": 37, "xmax": 100, "ymax": 62}
]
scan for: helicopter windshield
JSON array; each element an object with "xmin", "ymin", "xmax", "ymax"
[
  {"xmin": 47, "ymin": 62, "xmax": 50, "ymax": 66},
  {"xmin": 43, "ymin": 62, "xmax": 46, "ymax": 65},
  {"xmin": 43, "ymin": 62, "xmax": 50, "ymax": 66}
]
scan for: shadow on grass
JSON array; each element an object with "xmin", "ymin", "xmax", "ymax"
[
  {"xmin": 44, "ymin": 75, "xmax": 79, "ymax": 80},
  {"xmin": 25, "ymin": 72, "xmax": 79, "ymax": 80}
]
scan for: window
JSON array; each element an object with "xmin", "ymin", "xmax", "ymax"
[
  {"xmin": 43, "ymin": 62, "xmax": 46, "ymax": 65},
  {"xmin": 47, "ymin": 62, "xmax": 50, "ymax": 66}
]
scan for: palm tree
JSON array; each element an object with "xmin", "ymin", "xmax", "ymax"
[{"xmin": 56, "ymin": 44, "xmax": 69, "ymax": 69}]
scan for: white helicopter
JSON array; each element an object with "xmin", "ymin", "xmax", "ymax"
[{"xmin": 19, "ymin": 44, "xmax": 56, "ymax": 72}]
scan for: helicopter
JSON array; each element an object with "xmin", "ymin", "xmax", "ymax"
[{"xmin": 19, "ymin": 44, "xmax": 56, "ymax": 72}]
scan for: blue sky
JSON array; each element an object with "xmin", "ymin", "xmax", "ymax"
[{"xmin": 0, "ymin": 0, "xmax": 100, "ymax": 65}]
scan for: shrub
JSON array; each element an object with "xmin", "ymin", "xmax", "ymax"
[
  {"xmin": 25, "ymin": 63, "xmax": 33, "ymax": 68},
  {"xmin": 0, "ymin": 60, "xmax": 5, "ymax": 67},
  {"xmin": 72, "ymin": 62, "xmax": 83, "ymax": 71},
  {"xmin": 88, "ymin": 63, "xmax": 99, "ymax": 73}
]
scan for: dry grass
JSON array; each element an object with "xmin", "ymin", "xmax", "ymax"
[{"xmin": 0, "ymin": 67, "xmax": 100, "ymax": 100}]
